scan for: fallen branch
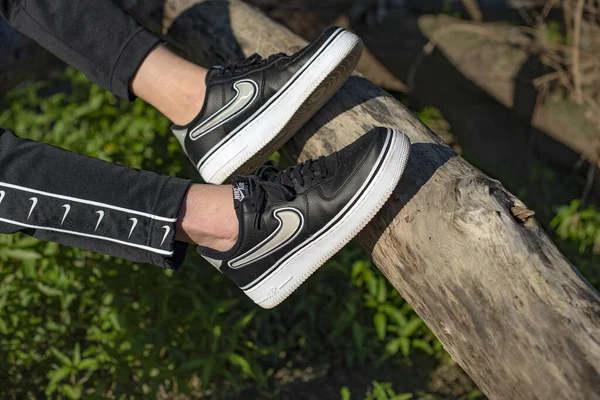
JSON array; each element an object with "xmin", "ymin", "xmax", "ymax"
[
  {"xmin": 572, "ymin": 0, "xmax": 586, "ymax": 104},
  {"xmin": 461, "ymin": 0, "xmax": 484, "ymax": 22}
]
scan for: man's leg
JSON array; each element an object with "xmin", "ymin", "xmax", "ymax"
[
  {"xmin": 0, "ymin": 129, "xmax": 238, "ymax": 268},
  {"xmin": 0, "ymin": 0, "xmax": 207, "ymax": 125},
  {"xmin": 131, "ymin": 45, "xmax": 207, "ymax": 125}
]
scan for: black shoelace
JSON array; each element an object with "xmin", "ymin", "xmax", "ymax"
[
  {"xmin": 213, "ymin": 52, "xmax": 287, "ymax": 77},
  {"xmin": 246, "ymin": 158, "xmax": 328, "ymax": 228}
]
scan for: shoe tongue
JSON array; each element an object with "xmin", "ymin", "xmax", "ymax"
[
  {"xmin": 239, "ymin": 53, "xmax": 261, "ymax": 66},
  {"xmin": 325, "ymin": 153, "xmax": 337, "ymax": 176},
  {"xmin": 208, "ymin": 54, "xmax": 262, "ymax": 81},
  {"xmin": 231, "ymin": 176, "xmax": 253, "ymax": 210}
]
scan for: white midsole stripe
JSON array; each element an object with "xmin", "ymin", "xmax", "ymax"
[
  {"xmin": 0, "ymin": 217, "xmax": 174, "ymax": 256},
  {"xmin": 0, "ymin": 181, "xmax": 177, "ymax": 222}
]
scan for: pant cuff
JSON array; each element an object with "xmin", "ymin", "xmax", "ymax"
[
  {"xmin": 110, "ymin": 27, "xmax": 161, "ymax": 101},
  {"xmin": 147, "ymin": 176, "xmax": 192, "ymax": 270}
]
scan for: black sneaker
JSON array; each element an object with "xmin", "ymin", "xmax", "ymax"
[
  {"xmin": 171, "ymin": 27, "xmax": 363, "ymax": 184},
  {"xmin": 197, "ymin": 128, "xmax": 411, "ymax": 308}
]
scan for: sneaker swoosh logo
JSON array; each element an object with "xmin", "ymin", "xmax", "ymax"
[
  {"xmin": 0, "ymin": 190, "xmax": 5, "ymax": 205},
  {"xmin": 189, "ymin": 79, "xmax": 258, "ymax": 141},
  {"xmin": 229, "ymin": 207, "xmax": 304, "ymax": 269}
]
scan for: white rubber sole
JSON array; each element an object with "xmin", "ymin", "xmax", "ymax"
[
  {"xmin": 244, "ymin": 129, "xmax": 411, "ymax": 309},
  {"xmin": 199, "ymin": 28, "xmax": 363, "ymax": 184}
]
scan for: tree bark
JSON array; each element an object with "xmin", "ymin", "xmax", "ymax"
[{"xmin": 2, "ymin": 1, "xmax": 600, "ymax": 398}]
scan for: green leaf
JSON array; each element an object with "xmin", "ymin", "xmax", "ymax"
[
  {"xmin": 228, "ymin": 353, "xmax": 255, "ymax": 379},
  {"xmin": 48, "ymin": 366, "xmax": 71, "ymax": 386},
  {"xmin": 401, "ymin": 317, "xmax": 423, "ymax": 337},
  {"xmin": 73, "ymin": 343, "xmax": 81, "ymax": 366},
  {"xmin": 381, "ymin": 304, "xmax": 407, "ymax": 327},
  {"xmin": 201, "ymin": 359, "xmax": 213, "ymax": 386},
  {"xmin": 102, "ymin": 293, "xmax": 113, "ymax": 305},
  {"xmin": 412, "ymin": 339, "xmax": 434, "ymax": 355},
  {"xmin": 366, "ymin": 273, "xmax": 378, "ymax": 297},
  {"xmin": 235, "ymin": 310, "xmax": 256, "ymax": 329},
  {"xmin": 213, "ymin": 325, "xmax": 222, "ymax": 338},
  {"xmin": 385, "ymin": 339, "xmax": 399, "ymax": 355},
  {"xmin": 0, "ymin": 319, "xmax": 8, "ymax": 335},
  {"xmin": 340, "ymin": 386, "xmax": 351, "ymax": 400},
  {"xmin": 4, "ymin": 248, "xmax": 42, "ymax": 260},
  {"xmin": 390, "ymin": 394, "xmax": 413, "ymax": 400},
  {"xmin": 352, "ymin": 322, "xmax": 364, "ymax": 348},
  {"xmin": 61, "ymin": 384, "xmax": 82, "ymax": 400},
  {"xmin": 12, "ymin": 236, "xmax": 40, "ymax": 248},
  {"xmin": 374, "ymin": 312, "xmax": 387, "ymax": 341},
  {"xmin": 109, "ymin": 313, "xmax": 121, "ymax": 331},
  {"xmin": 46, "ymin": 320, "xmax": 64, "ymax": 332},
  {"xmin": 37, "ymin": 283, "xmax": 62, "ymax": 297},
  {"xmin": 50, "ymin": 347, "xmax": 72, "ymax": 366},
  {"xmin": 351, "ymin": 260, "xmax": 367, "ymax": 281},
  {"xmin": 372, "ymin": 381, "xmax": 389, "ymax": 400},
  {"xmin": 377, "ymin": 277, "xmax": 387, "ymax": 303},
  {"xmin": 77, "ymin": 358, "xmax": 99, "ymax": 371},
  {"xmin": 399, "ymin": 337, "xmax": 411, "ymax": 357}
]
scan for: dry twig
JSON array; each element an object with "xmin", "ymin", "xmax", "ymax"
[
  {"xmin": 572, "ymin": 0, "xmax": 586, "ymax": 103},
  {"xmin": 461, "ymin": 0, "xmax": 484, "ymax": 22},
  {"xmin": 541, "ymin": 0, "xmax": 561, "ymax": 17}
]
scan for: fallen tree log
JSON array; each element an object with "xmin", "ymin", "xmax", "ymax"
[
  {"xmin": 128, "ymin": 2, "xmax": 600, "ymax": 398},
  {"xmin": 2, "ymin": 1, "xmax": 600, "ymax": 398}
]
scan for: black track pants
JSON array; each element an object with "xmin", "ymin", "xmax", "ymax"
[{"xmin": 0, "ymin": 129, "xmax": 192, "ymax": 269}]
